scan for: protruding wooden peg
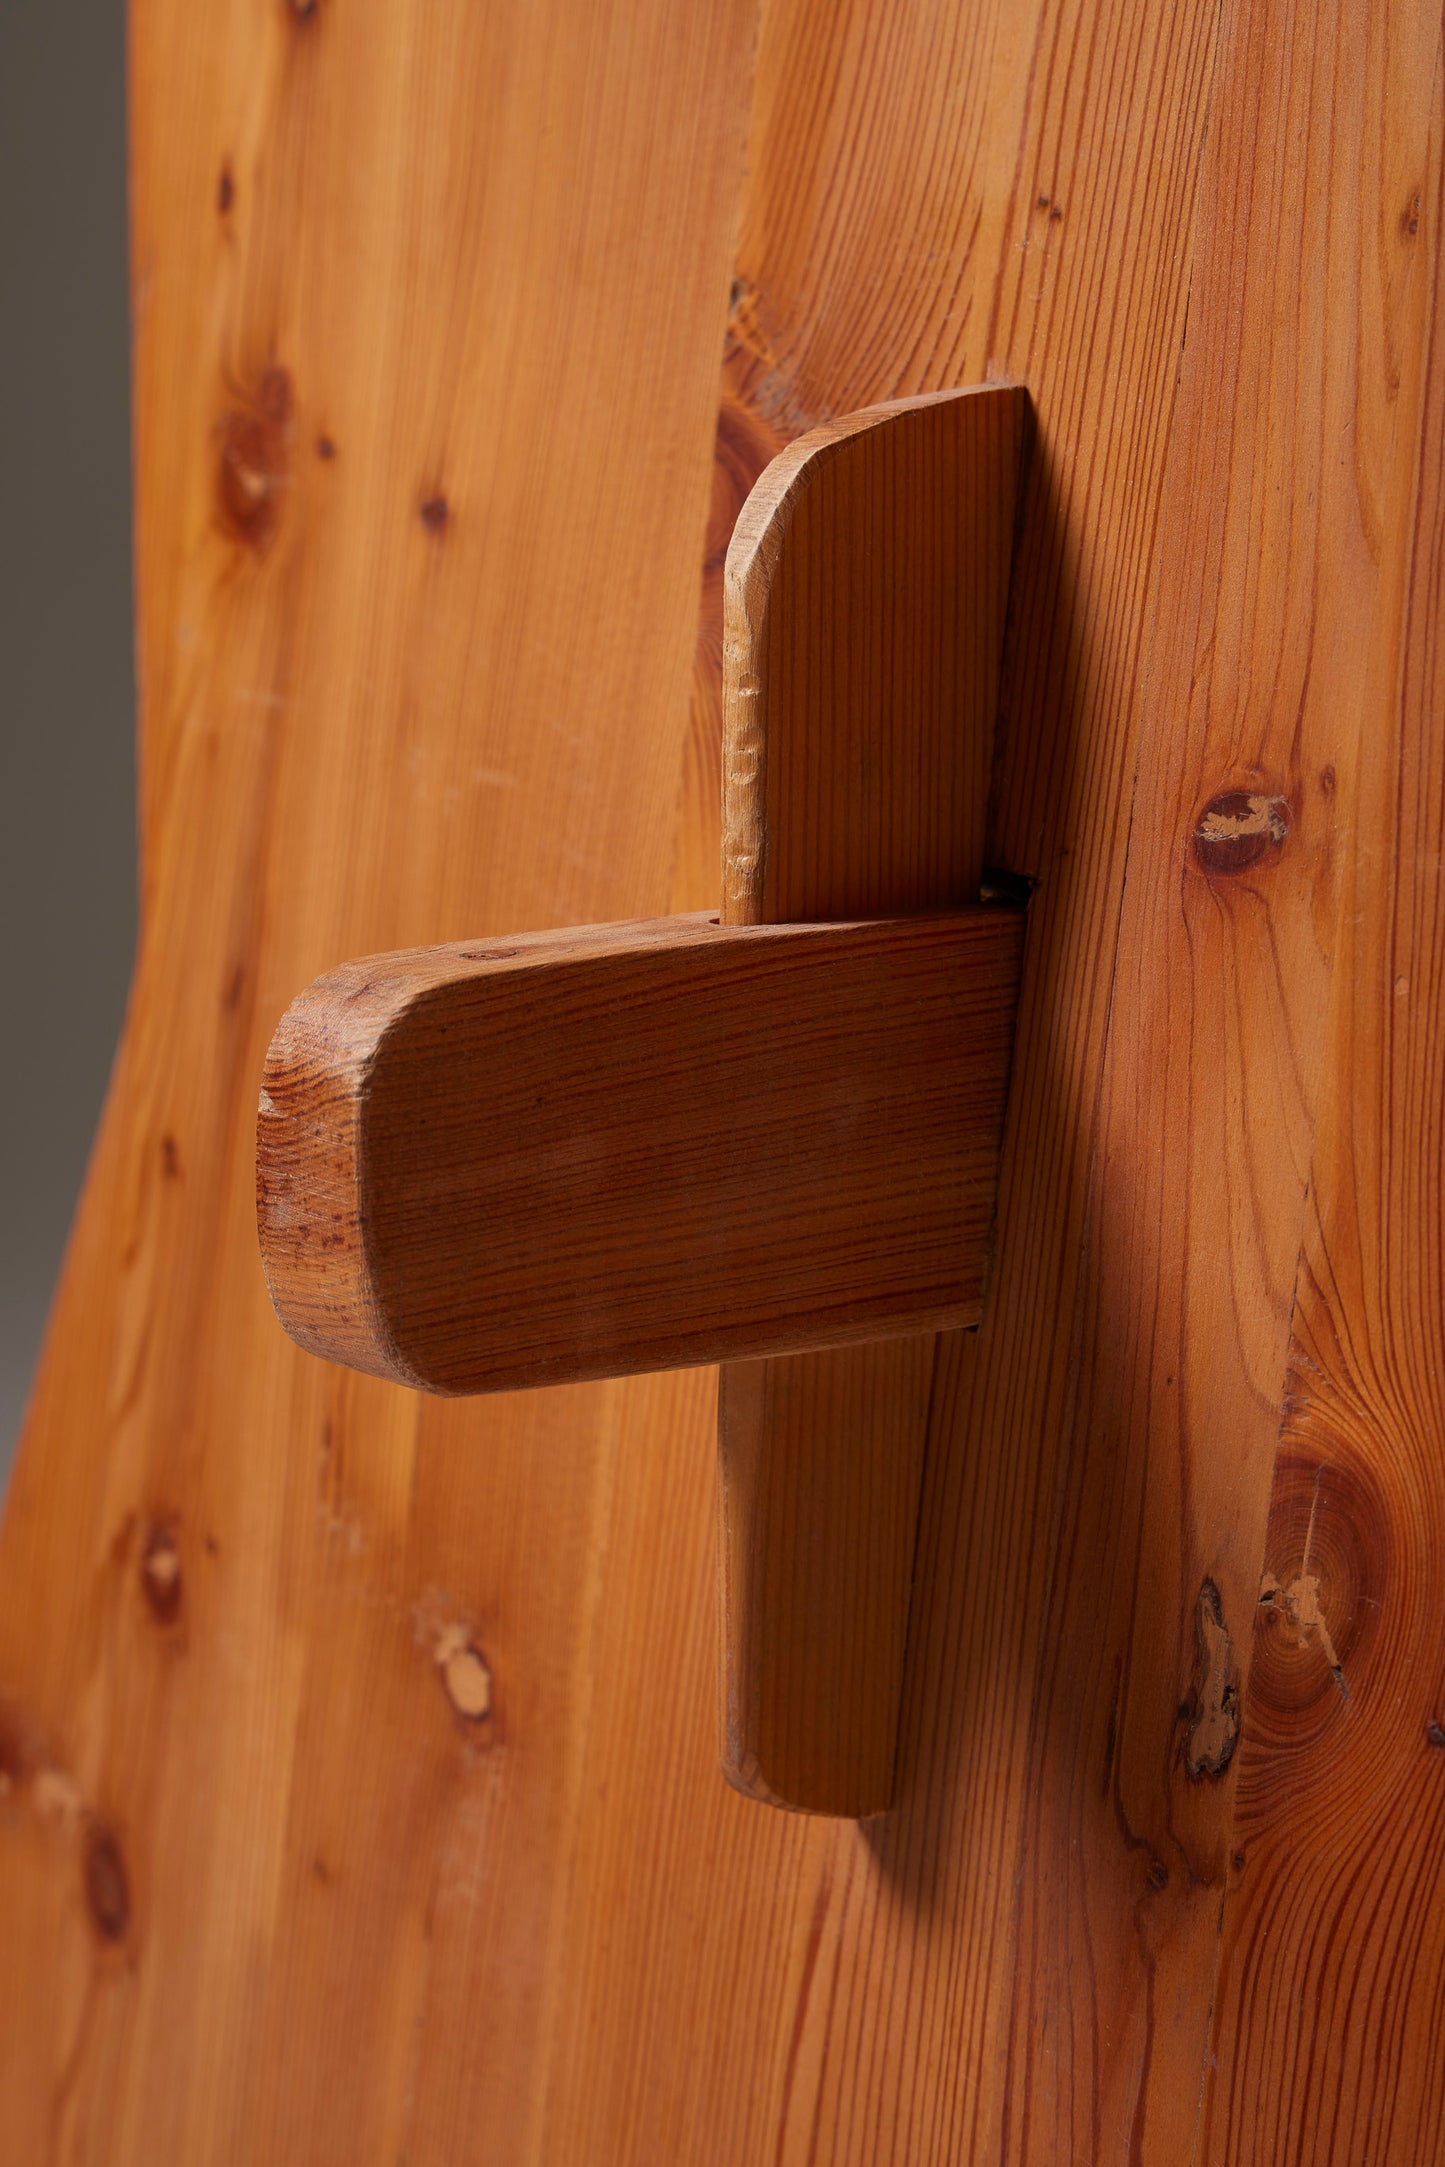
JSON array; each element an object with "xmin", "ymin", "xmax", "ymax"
[{"xmin": 256, "ymin": 382, "xmax": 1030, "ymax": 1819}]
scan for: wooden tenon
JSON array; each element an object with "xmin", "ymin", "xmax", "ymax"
[
  {"xmin": 257, "ymin": 386, "xmax": 1028, "ymax": 1815},
  {"xmin": 257, "ymin": 911, "xmax": 1022, "ymax": 1392}
]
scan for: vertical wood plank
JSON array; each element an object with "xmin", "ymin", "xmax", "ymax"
[
  {"xmin": 1202, "ymin": 57, "xmax": 1445, "ymax": 2164},
  {"xmin": 0, "ymin": 1, "xmax": 762, "ymax": 2159},
  {"xmin": 985, "ymin": 0, "xmax": 1445, "ymax": 2152},
  {"xmin": 717, "ymin": 386, "xmax": 1026, "ymax": 1815},
  {"xmin": 535, "ymin": 0, "xmax": 1236, "ymax": 2151},
  {"xmin": 3, "ymin": 0, "xmax": 1441, "ymax": 2155}
]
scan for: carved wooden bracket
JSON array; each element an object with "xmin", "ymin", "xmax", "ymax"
[{"xmin": 257, "ymin": 384, "xmax": 1030, "ymax": 1816}]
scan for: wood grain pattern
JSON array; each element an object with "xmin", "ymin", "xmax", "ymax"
[
  {"xmin": 1201, "ymin": 40, "xmax": 1445, "ymax": 2158},
  {"xmin": 2, "ymin": 0, "xmax": 1442, "ymax": 2153},
  {"xmin": 257, "ymin": 909, "xmax": 1023, "ymax": 1391},
  {"xmin": 546, "ymin": 0, "xmax": 1235, "ymax": 2115},
  {"xmin": 0, "ymin": 0, "xmax": 763, "ymax": 2158},
  {"xmin": 721, "ymin": 384, "xmax": 1027, "ymax": 922},
  {"xmin": 529, "ymin": 0, "xmax": 1444, "ymax": 2157},
  {"xmin": 989, "ymin": 0, "xmax": 1445, "ymax": 2150},
  {"xmin": 717, "ymin": 384, "xmax": 1026, "ymax": 1812}
]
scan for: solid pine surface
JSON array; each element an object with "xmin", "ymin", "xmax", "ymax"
[{"xmin": 0, "ymin": 0, "xmax": 1442, "ymax": 2159}]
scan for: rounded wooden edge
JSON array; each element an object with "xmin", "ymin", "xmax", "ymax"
[{"xmin": 255, "ymin": 968, "xmax": 428, "ymax": 1391}]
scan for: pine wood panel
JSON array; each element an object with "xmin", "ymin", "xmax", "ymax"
[
  {"xmin": 3, "ymin": 0, "xmax": 1442, "ymax": 2158},
  {"xmin": 0, "ymin": 0, "xmax": 761, "ymax": 2159},
  {"xmin": 980, "ymin": 0, "xmax": 1445, "ymax": 2149},
  {"xmin": 257, "ymin": 910, "xmax": 1023, "ymax": 1389},
  {"xmin": 1202, "ymin": 52, "xmax": 1445, "ymax": 2162},
  {"xmin": 527, "ymin": 2, "xmax": 1445, "ymax": 2164},
  {"xmin": 532, "ymin": 0, "xmax": 1239, "ymax": 2153}
]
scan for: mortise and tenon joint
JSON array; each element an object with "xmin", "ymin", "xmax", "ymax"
[{"xmin": 258, "ymin": 384, "xmax": 1031, "ymax": 1818}]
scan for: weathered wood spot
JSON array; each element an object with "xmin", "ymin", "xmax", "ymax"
[
  {"xmin": 1184, "ymin": 1579, "xmax": 1239, "ymax": 1776},
  {"xmin": 141, "ymin": 1526, "xmax": 183, "ymax": 1625},
  {"xmin": 1193, "ymin": 792, "xmax": 1290, "ymax": 874},
  {"xmin": 435, "ymin": 1624, "xmax": 492, "ymax": 1723},
  {"xmin": 84, "ymin": 1823, "xmax": 130, "ymax": 1943}
]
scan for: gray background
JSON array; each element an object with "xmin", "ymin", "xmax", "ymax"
[{"xmin": 1, "ymin": 0, "xmax": 137, "ymax": 1486}]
